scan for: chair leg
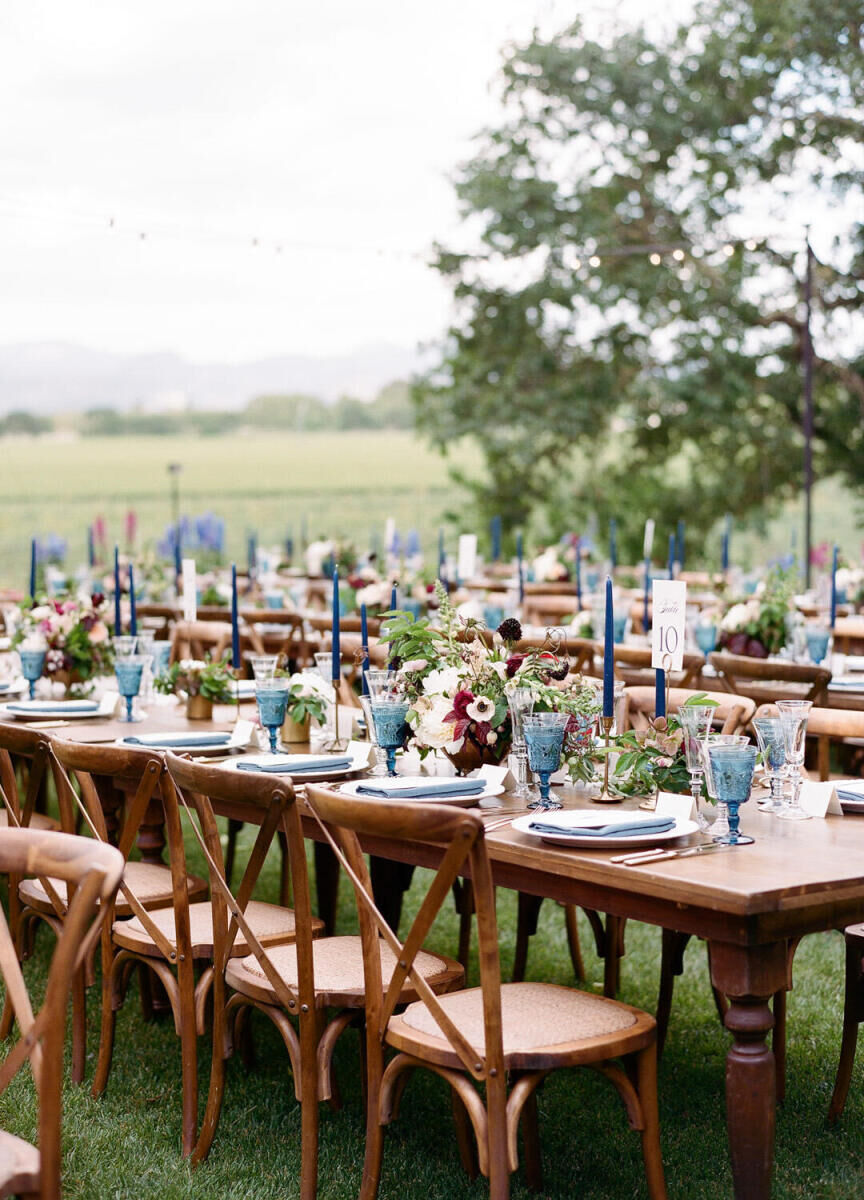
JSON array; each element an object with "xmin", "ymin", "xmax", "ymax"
[
  {"xmin": 70, "ymin": 965, "xmax": 87, "ymax": 1085},
  {"xmin": 562, "ymin": 904, "xmax": 585, "ymax": 982},
  {"xmin": 450, "ymin": 1086, "xmax": 479, "ymax": 1180},
  {"xmin": 656, "ymin": 930, "xmax": 691, "ymax": 1059},
  {"xmin": 512, "ymin": 893, "xmax": 543, "ymax": 983},
  {"xmin": 520, "ymin": 1086, "xmax": 542, "ymax": 1192},
  {"xmin": 486, "ymin": 1075, "xmax": 511, "ymax": 1200},
  {"xmin": 360, "ymin": 1026, "xmax": 386, "ymax": 1200},
  {"xmin": 178, "ymin": 963, "xmax": 199, "ymax": 1157},
  {"xmin": 829, "ymin": 934, "xmax": 864, "ymax": 1122},
  {"xmin": 192, "ymin": 968, "xmax": 228, "ymax": 1165},
  {"xmin": 298, "ymin": 1010, "xmax": 321, "ymax": 1200},
  {"xmin": 224, "ymin": 819, "xmax": 243, "ymax": 888},
  {"xmin": 636, "ymin": 1045, "xmax": 668, "ymax": 1200}
]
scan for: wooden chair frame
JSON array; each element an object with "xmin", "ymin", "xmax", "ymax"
[{"xmin": 709, "ymin": 651, "xmax": 831, "ymax": 705}]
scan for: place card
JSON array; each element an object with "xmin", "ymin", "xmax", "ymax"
[
  {"xmin": 182, "ymin": 558, "xmax": 197, "ymax": 622},
  {"xmin": 457, "ymin": 534, "xmax": 478, "ymax": 582},
  {"xmin": 655, "ymin": 791, "xmax": 696, "ymax": 822},
  {"xmin": 799, "ymin": 781, "xmax": 844, "ymax": 818},
  {"xmin": 478, "ymin": 762, "xmax": 516, "ymax": 790},
  {"xmin": 651, "ymin": 580, "xmax": 687, "ymax": 671}
]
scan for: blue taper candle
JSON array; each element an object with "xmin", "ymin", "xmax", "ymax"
[
  {"xmin": 437, "ymin": 528, "xmax": 445, "ymax": 577},
  {"xmin": 87, "ymin": 525, "xmax": 95, "ymax": 569},
  {"xmin": 609, "ymin": 518, "xmax": 617, "ymax": 568},
  {"xmin": 247, "ymin": 534, "xmax": 256, "ymax": 579},
  {"xmin": 655, "ymin": 668, "xmax": 666, "ymax": 718},
  {"xmin": 29, "ymin": 538, "xmax": 37, "ymax": 600},
  {"xmin": 360, "ymin": 603, "xmax": 370, "ymax": 695},
  {"xmin": 668, "ymin": 532, "xmax": 675, "ymax": 580},
  {"xmin": 113, "ymin": 546, "xmax": 121, "ymax": 636},
  {"xmin": 230, "ymin": 564, "xmax": 240, "ymax": 670},
  {"xmin": 722, "ymin": 514, "xmax": 731, "ymax": 572},
  {"xmin": 603, "ymin": 575, "xmax": 614, "ymax": 718},
  {"xmin": 677, "ymin": 519, "xmax": 685, "ymax": 571},
  {"xmin": 331, "ymin": 569, "xmax": 341, "ymax": 684},
  {"xmin": 128, "ymin": 564, "xmax": 137, "ymax": 637},
  {"xmin": 643, "ymin": 558, "xmax": 650, "ymax": 632},
  {"xmin": 173, "ymin": 526, "xmax": 182, "ymax": 589},
  {"xmin": 390, "ymin": 583, "xmax": 397, "ymax": 613},
  {"xmin": 491, "ymin": 515, "xmax": 502, "ymax": 562},
  {"xmin": 830, "ymin": 545, "xmax": 839, "ymax": 627},
  {"xmin": 516, "ymin": 531, "xmax": 523, "ymax": 600},
  {"xmin": 575, "ymin": 537, "xmax": 582, "ymax": 611}
]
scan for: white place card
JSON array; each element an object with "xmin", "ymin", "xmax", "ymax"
[
  {"xmin": 384, "ymin": 517, "xmax": 396, "ymax": 555},
  {"xmin": 457, "ymin": 534, "xmax": 478, "ymax": 582},
  {"xmin": 478, "ymin": 762, "xmax": 516, "ymax": 791},
  {"xmin": 181, "ymin": 558, "xmax": 197, "ymax": 622},
  {"xmin": 799, "ymin": 781, "xmax": 844, "ymax": 818},
  {"xmin": 643, "ymin": 518, "xmax": 655, "ymax": 559},
  {"xmin": 655, "ymin": 791, "xmax": 696, "ymax": 822},
  {"xmin": 652, "ymin": 580, "xmax": 687, "ymax": 671}
]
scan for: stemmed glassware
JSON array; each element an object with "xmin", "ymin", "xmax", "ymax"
[
  {"xmin": 776, "ymin": 700, "xmax": 812, "ymax": 821},
  {"xmin": 313, "ymin": 652, "xmax": 343, "ymax": 748},
  {"xmin": 115, "ymin": 655, "xmax": 147, "ymax": 723},
  {"xmin": 112, "ymin": 635, "xmax": 138, "ymax": 660},
  {"xmin": 805, "ymin": 625, "xmax": 832, "ymax": 665},
  {"xmin": 701, "ymin": 733, "xmax": 749, "ymax": 837},
  {"xmin": 753, "ymin": 717, "xmax": 787, "ymax": 814},
  {"xmin": 522, "ymin": 712, "xmax": 570, "ymax": 810},
  {"xmin": 706, "ymin": 743, "xmax": 758, "ymax": 845},
  {"xmin": 360, "ymin": 670, "xmax": 389, "ymax": 777},
  {"xmin": 255, "ymin": 678, "xmax": 291, "ymax": 753},
  {"xmin": 507, "ymin": 687, "xmax": 535, "ymax": 799},
  {"xmin": 678, "ymin": 705, "xmax": 716, "ymax": 830},
  {"xmin": 249, "ymin": 655, "xmax": 279, "ymax": 681},
  {"xmin": 18, "ymin": 647, "xmax": 46, "ymax": 701},
  {"xmin": 694, "ymin": 624, "xmax": 718, "ymax": 655},
  {"xmin": 365, "ymin": 670, "xmax": 409, "ymax": 777},
  {"xmin": 135, "ymin": 630, "xmax": 156, "ymax": 704}
]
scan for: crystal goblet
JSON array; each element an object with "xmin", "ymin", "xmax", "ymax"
[
  {"xmin": 112, "ymin": 635, "xmax": 138, "ymax": 660},
  {"xmin": 115, "ymin": 654, "xmax": 147, "ymax": 723},
  {"xmin": 753, "ymin": 717, "xmax": 787, "ymax": 814},
  {"xmin": 707, "ymin": 743, "xmax": 757, "ymax": 845},
  {"xmin": 18, "ymin": 648, "xmax": 46, "ymax": 701},
  {"xmin": 776, "ymin": 700, "xmax": 812, "ymax": 821},
  {"xmin": 507, "ymin": 687, "xmax": 535, "ymax": 800},
  {"xmin": 249, "ymin": 655, "xmax": 279, "ymax": 681},
  {"xmin": 523, "ymin": 712, "xmax": 570, "ymax": 810},
  {"xmin": 256, "ymin": 678, "xmax": 291, "ymax": 753},
  {"xmin": 678, "ymin": 705, "xmax": 716, "ymax": 830}
]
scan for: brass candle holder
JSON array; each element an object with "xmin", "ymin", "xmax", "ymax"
[
  {"xmin": 595, "ymin": 714, "xmax": 619, "ymax": 804},
  {"xmin": 321, "ymin": 679, "xmax": 349, "ymax": 753}
]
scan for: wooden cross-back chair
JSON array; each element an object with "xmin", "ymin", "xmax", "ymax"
[
  {"xmin": 304, "ymin": 785, "xmax": 667, "ymax": 1200},
  {"xmin": 169, "ymin": 619, "xmax": 263, "ymax": 665},
  {"xmin": 51, "ymin": 746, "xmax": 300, "ymax": 1156},
  {"xmin": 43, "ymin": 740, "xmax": 209, "ymax": 1086},
  {"xmin": 606, "ymin": 643, "xmax": 706, "ymax": 689},
  {"xmin": 709, "ymin": 650, "xmax": 831, "ymax": 706},
  {"xmin": 623, "ymin": 687, "xmax": 757, "ymax": 736},
  {"xmin": 0, "ymin": 827, "xmax": 123, "ymax": 1200},
  {"xmin": 163, "ymin": 754, "xmax": 460, "ymax": 1195}
]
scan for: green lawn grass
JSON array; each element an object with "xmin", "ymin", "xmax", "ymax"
[{"xmin": 1, "ymin": 818, "xmax": 862, "ymax": 1200}]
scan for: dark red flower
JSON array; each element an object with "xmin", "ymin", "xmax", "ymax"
[
  {"xmin": 505, "ymin": 654, "xmax": 525, "ymax": 678},
  {"xmin": 445, "ymin": 689, "xmax": 474, "ymax": 721},
  {"xmin": 91, "ymin": 592, "xmax": 104, "ymax": 607}
]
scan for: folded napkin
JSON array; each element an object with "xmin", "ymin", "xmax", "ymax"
[
  {"xmin": 123, "ymin": 733, "xmax": 233, "ymax": 748},
  {"xmin": 836, "ymin": 786, "xmax": 864, "ymax": 802},
  {"xmin": 356, "ymin": 780, "xmax": 485, "ymax": 799},
  {"xmin": 236, "ymin": 756, "xmax": 353, "ymax": 774},
  {"xmin": 528, "ymin": 817, "xmax": 677, "ymax": 838},
  {"xmin": 9, "ymin": 700, "xmax": 100, "ymax": 712}
]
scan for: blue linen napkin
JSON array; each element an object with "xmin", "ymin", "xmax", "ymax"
[
  {"xmin": 236, "ymin": 757, "xmax": 353, "ymax": 774},
  {"xmin": 836, "ymin": 787, "xmax": 864, "ymax": 803},
  {"xmin": 9, "ymin": 700, "xmax": 100, "ymax": 713},
  {"xmin": 356, "ymin": 780, "xmax": 485, "ymax": 799},
  {"xmin": 122, "ymin": 733, "xmax": 233, "ymax": 748},
  {"xmin": 528, "ymin": 816, "xmax": 676, "ymax": 838}
]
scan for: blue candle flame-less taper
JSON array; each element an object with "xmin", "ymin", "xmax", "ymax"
[{"xmin": 603, "ymin": 575, "xmax": 614, "ymax": 718}]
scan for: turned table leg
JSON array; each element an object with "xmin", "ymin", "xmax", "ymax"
[{"xmin": 709, "ymin": 940, "xmax": 788, "ymax": 1200}]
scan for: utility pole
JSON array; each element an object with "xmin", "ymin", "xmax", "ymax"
[
  {"xmin": 802, "ymin": 234, "xmax": 814, "ymax": 587},
  {"xmin": 167, "ymin": 462, "xmax": 182, "ymax": 533}
]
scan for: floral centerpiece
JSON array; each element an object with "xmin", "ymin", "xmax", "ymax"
[
  {"xmin": 718, "ymin": 567, "xmax": 795, "ymax": 658},
  {"xmin": 609, "ymin": 695, "xmax": 719, "ymax": 796},
  {"xmin": 386, "ymin": 584, "xmax": 600, "ymax": 775},
  {"xmin": 11, "ymin": 592, "xmax": 113, "ymax": 692},
  {"xmin": 274, "ymin": 670, "xmax": 331, "ymax": 738},
  {"xmin": 154, "ymin": 656, "xmax": 235, "ymax": 717},
  {"xmin": 836, "ymin": 565, "xmax": 864, "ymax": 609}
]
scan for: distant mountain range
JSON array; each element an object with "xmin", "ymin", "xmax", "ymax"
[{"xmin": 0, "ymin": 342, "xmax": 428, "ymax": 414}]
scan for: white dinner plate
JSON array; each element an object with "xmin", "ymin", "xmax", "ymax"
[
  {"xmin": 511, "ymin": 809, "xmax": 700, "ymax": 848},
  {"xmin": 337, "ymin": 775, "xmax": 505, "ymax": 807},
  {"xmin": 1, "ymin": 693, "xmax": 119, "ymax": 721},
  {"xmin": 118, "ymin": 720, "xmax": 254, "ymax": 755}
]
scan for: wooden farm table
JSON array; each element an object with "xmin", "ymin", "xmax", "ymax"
[{"xmin": 33, "ymin": 706, "xmax": 864, "ymax": 1199}]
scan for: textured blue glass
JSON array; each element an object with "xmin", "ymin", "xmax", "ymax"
[
  {"xmin": 707, "ymin": 745, "xmax": 757, "ymax": 805},
  {"xmin": 695, "ymin": 625, "xmax": 718, "ymax": 655},
  {"xmin": 805, "ymin": 629, "xmax": 831, "ymax": 664},
  {"xmin": 19, "ymin": 649, "xmax": 46, "ymax": 681},
  {"xmin": 370, "ymin": 702, "xmax": 410, "ymax": 750},
  {"xmin": 256, "ymin": 685, "xmax": 290, "ymax": 729},
  {"xmin": 524, "ymin": 726, "xmax": 566, "ymax": 773},
  {"xmin": 115, "ymin": 661, "xmax": 144, "ymax": 699}
]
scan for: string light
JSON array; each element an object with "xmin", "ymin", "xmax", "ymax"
[
  {"xmin": 649, "ymin": 253, "xmax": 662, "ymax": 265},
  {"xmin": 672, "ymin": 248, "xmax": 685, "ymax": 261},
  {"xmin": 588, "ymin": 254, "xmax": 601, "ymax": 267}
]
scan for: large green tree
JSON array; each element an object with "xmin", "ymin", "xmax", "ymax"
[{"xmin": 415, "ymin": 0, "xmax": 864, "ymax": 561}]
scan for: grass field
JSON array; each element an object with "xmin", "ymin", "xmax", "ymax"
[
  {"xmin": 0, "ymin": 431, "xmax": 861, "ymax": 586},
  {"xmin": 2, "ymin": 820, "xmax": 864, "ymax": 1200}
]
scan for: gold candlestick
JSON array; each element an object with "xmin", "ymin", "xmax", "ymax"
[{"xmin": 595, "ymin": 714, "xmax": 620, "ymax": 804}]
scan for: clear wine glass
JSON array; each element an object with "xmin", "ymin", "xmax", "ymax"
[
  {"xmin": 508, "ymin": 687, "xmax": 535, "ymax": 800},
  {"xmin": 776, "ymin": 699, "xmax": 812, "ymax": 821},
  {"xmin": 249, "ymin": 655, "xmax": 279, "ymax": 681},
  {"xmin": 753, "ymin": 717, "xmax": 787, "ymax": 814},
  {"xmin": 706, "ymin": 743, "xmax": 758, "ymax": 845},
  {"xmin": 678, "ymin": 705, "xmax": 716, "ymax": 830},
  {"xmin": 522, "ymin": 712, "xmax": 570, "ymax": 810},
  {"xmin": 115, "ymin": 654, "xmax": 147, "ymax": 723},
  {"xmin": 256, "ymin": 678, "xmax": 291, "ymax": 753}
]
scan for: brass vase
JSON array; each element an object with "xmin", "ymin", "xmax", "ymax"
[{"xmin": 186, "ymin": 694, "xmax": 214, "ymax": 721}]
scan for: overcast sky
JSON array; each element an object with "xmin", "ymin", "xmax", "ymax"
[{"xmin": 0, "ymin": 0, "xmax": 693, "ymax": 362}]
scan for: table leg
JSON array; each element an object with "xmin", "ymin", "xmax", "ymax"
[
  {"xmin": 138, "ymin": 795, "xmax": 167, "ymax": 865},
  {"xmin": 709, "ymin": 941, "xmax": 788, "ymax": 1200}
]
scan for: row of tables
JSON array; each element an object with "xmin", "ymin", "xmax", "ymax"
[{"xmin": 8, "ymin": 689, "xmax": 864, "ymax": 1199}]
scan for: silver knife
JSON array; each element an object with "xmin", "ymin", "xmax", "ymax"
[{"xmin": 615, "ymin": 842, "xmax": 731, "ymax": 866}]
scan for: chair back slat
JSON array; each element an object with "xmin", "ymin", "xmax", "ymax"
[{"xmin": 709, "ymin": 651, "xmax": 831, "ymax": 704}]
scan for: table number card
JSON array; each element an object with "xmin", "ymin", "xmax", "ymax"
[
  {"xmin": 181, "ymin": 558, "xmax": 197, "ymax": 622},
  {"xmin": 651, "ymin": 580, "xmax": 687, "ymax": 671},
  {"xmin": 457, "ymin": 534, "xmax": 478, "ymax": 582},
  {"xmin": 799, "ymin": 781, "xmax": 844, "ymax": 818}
]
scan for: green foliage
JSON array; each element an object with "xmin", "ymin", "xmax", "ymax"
[
  {"xmin": 611, "ymin": 694, "xmax": 719, "ymax": 795},
  {"xmin": 154, "ymin": 655, "xmax": 235, "ymax": 702},
  {"xmin": 415, "ymin": 0, "xmax": 864, "ymax": 562},
  {"xmin": 0, "ymin": 409, "xmax": 51, "ymax": 436}
]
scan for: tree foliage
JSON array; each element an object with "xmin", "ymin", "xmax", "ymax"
[{"xmin": 414, "ymin": 0, "xmax": 864, "ymax": 561}]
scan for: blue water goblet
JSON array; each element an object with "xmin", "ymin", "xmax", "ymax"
[
  {"xmin": 523, "ymin": 712, "xmax": 570, "ymax": 810},
  {"xmin": 706, "ymin": 743, "xmax": 757, "ymax": 845},
  {"xmin": 694, "ymin": 624, "xmax": 718, "ymax": 655},
  {"xmin": 370, "ymin": 700, "xmax": 411, "ymax": 776},
  {"xmin": 115, "ymin": 654, "xmax": 147, "ymax": 723},
  {"xmin": 19, "ymin": 648, "xmax": 46, "ymax": 701},
  {"xmin": 753, "ymin": 718, "xmax": 787, "ymax": 814},
  {"xmin": 612, "ymin": 608, "xmax": 629, "ymax": 644},
  {"xmin": 256, "ymin": 679, "xmax": 291, "ymax": 753},
  {"xmin": 805, "ymin": 626, "xmax": 831, "ymax": 665}
]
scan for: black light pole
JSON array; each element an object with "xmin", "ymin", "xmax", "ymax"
[
  {"xmin": 802, "ymin": 234, "xmax": 814, "ymax": 588},
  {"xmin": 167, "ymin": 462, "xmax": 182, "ymax": 531}
]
